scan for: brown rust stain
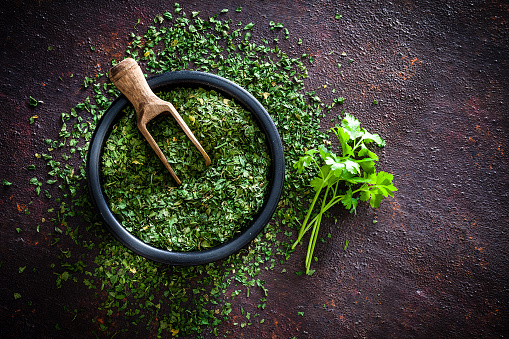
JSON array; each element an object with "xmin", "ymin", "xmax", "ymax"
[
  {"xmin": 395, "ymin": 55, "xmax": 422, "ymax": 80},
  {"xmin": 93, "ymin": 32, "xmax": 124, "ymax": 61}
]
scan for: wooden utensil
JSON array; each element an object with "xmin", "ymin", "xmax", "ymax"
[{"xmin": 109, "ymin": 58, "xmax": 211, "ymax": 185}]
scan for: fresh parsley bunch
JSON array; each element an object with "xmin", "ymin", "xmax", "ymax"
[{"xmin": 292, "ymin": 113, "xmax": 397, "ymax": 274}]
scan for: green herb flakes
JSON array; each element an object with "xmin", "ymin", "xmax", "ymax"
[
  {"xmin": 101, "ymin": 88, "xmax": 270, "ymax": 251},
  {"xmin": 29, "ymin": 96, "xmax": 42, "ymax": 107},
  {"xmin": 27, "ymin": 4, "xmax": 346, "ymax": 337}
]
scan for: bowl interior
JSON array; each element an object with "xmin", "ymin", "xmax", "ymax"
[{"xmin": 86, "ymin": 71, "xmax": 284, "ymax": 265}]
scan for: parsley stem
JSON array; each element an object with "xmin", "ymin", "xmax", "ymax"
[
  {"xmin": 292, "ymin": 166, "xmax": 336, "ymax": 249},
  {"xmin": 305, "ymin": 184, "xmax": 330, "ymax": 274},
  {"xmin": 292, "ymin": 186, "xmax": 322, "ymax": 248},
  {"xmin": 305, "ymin": 216, "xmax": 321, "ymax": 272}
]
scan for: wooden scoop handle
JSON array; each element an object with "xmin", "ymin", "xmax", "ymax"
[{"xmin": 110, "ymin": 58, "xmax": 156, "ymax": 114}]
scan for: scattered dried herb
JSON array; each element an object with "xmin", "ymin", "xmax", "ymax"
[
  {"xmin": 29, "ymin": 96, "xmax": 42, "ymax": 107},
  {"xmin": 24, "ymin": 4, "xmax": 364, "ymax": 337},
  {"xmin": 101, "ymin": 87, "xmax": 270, "ymax": 251}
]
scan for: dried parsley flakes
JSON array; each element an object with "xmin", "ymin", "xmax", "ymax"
[{"xmin": 101, "ymin": 87, "xmax": 270, "ymax": 251}]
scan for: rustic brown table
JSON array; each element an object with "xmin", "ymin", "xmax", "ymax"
[{"xmin": 1, "ymin": 1, "xmax": 507, "ymax": 337}]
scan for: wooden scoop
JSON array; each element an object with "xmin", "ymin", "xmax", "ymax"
[{"xmin": 109, "ymin": 58, "xmax": 211, "ymax": 185}]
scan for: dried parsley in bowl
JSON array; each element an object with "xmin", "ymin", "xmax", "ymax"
[{"xmin": 101, "ymin": 87, "xmax": 271, "ymax": 252}]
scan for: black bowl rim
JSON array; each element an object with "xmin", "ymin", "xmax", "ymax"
[{"xmin": 86, "ymin": 70, "xmax": 285, "ymax": 266}]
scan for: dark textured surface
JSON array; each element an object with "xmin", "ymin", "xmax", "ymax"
[{"xmin": 0, "ymin": 0, "xmax": 508, "ymax": 338}]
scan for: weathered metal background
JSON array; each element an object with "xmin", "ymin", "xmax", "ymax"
[{"xmin": 0, "ymin": 0, "xmax": 507, "ymax": 337}]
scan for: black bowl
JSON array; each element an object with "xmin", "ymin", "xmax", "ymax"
[{"xmin": 86, "ymin": 71, "xmax": 285, "ymax": 265}]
